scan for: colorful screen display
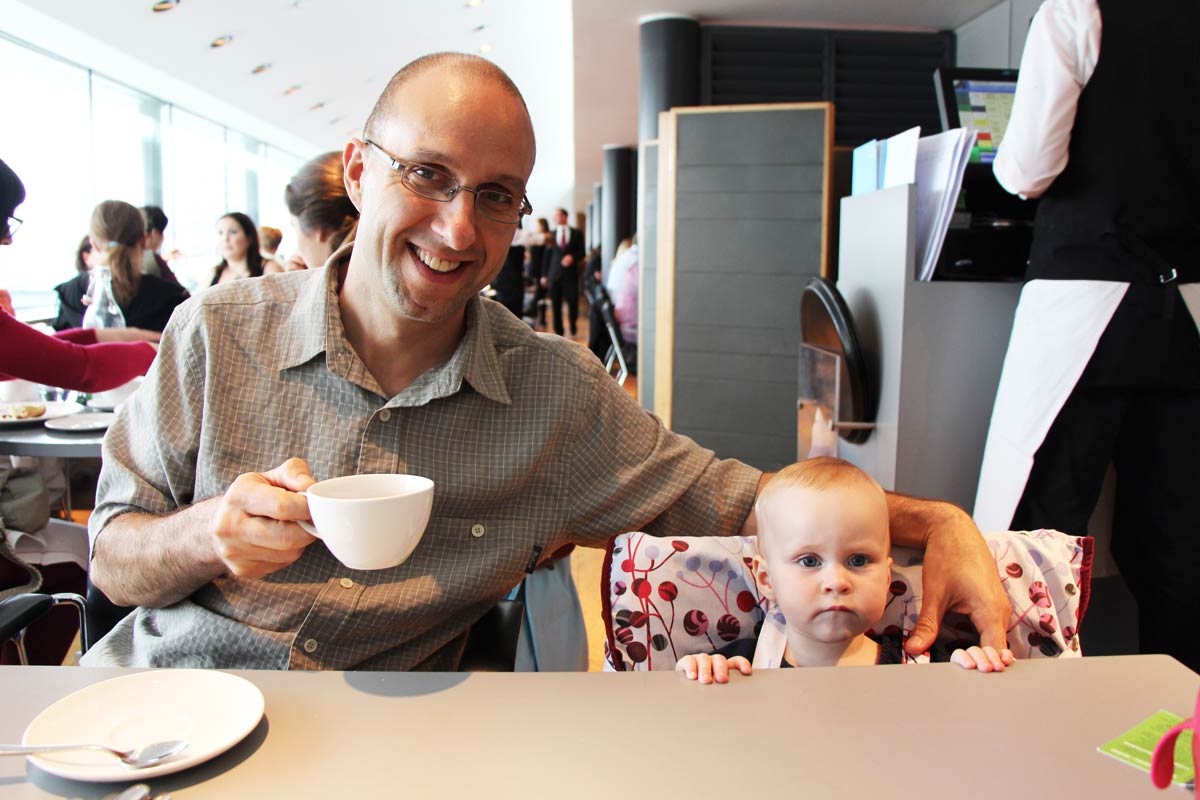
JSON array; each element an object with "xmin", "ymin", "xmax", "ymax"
[{"xmin": 952, "ymin": 78, "xmax": 1016, "ymax": 164}]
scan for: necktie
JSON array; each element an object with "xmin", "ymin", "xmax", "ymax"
[{"xmin": 558, "ymin": 227, "xmax": 567, "ymax": 249}]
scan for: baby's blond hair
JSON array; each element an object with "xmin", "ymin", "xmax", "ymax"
[{"xmin": 755, "ymin": 457, "xmax": 887, "ymax": 552}]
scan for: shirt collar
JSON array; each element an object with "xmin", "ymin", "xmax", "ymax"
[{"xmin": 277, "ymin": 241, "xmax": 511, "ymax": 407}]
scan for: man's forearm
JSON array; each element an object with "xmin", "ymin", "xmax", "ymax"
[
  {"xmin": 885, "ymin": 492, "xmax": 973, "ymax": 548},
  {"xmin": 89, "ymin": 498, "xmax": 225, "ymax": 608}
]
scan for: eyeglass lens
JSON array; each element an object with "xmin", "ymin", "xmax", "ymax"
[{"xmin": 403, "ymin": 167, "xmax": 521, "ymax": 223}]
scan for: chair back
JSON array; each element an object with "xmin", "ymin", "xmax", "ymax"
[{"xmin": 602, "ymin": 528, "xmax": 1093, "ymax": 671}]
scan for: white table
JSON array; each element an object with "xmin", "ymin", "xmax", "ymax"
[
  {"xmin": 0, "ymin": 656, "xmax": 1195, "ymax": 798},
  {"xmin": 0, "ymin": 425, "xmax": 104, "ymax": 459}
]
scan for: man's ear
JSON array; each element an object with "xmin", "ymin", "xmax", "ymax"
[
  {"xmin": 343, "ymin": 138, "xmax": 365, "ymax": 212},
  {"xmin": 753, "ymin": 554, "xmax": 776, "ymax": 604}
]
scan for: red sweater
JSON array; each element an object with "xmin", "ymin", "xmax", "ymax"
[{"xmin": 0, "ymin": 310, "xmax": 156, "ymax": 392}]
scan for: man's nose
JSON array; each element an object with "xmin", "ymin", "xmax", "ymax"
[{"xmin": 431, "ymin": 192, "xmax": 479, "ymax": 251}]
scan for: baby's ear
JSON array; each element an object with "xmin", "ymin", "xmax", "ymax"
[
  {"xmin": 753, "ymin": 554, "xmax": 776, "ymax": 603},
  {"xmin": 887, "ymin": 555, "xmax": 893, "ymax": 572}
]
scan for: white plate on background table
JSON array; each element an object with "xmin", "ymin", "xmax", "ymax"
[
  {"xmin": 44, "ymin": 412, "xmax": 116, "ymax": 432},
  {"xmin": 22, "ymin": 669, "xmax": 265, "ymax": 782},
  {"xmin": 0, "ymin": 401, "xmax": 83, "ymax": 428}
]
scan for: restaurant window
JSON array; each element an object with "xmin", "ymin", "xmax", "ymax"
[
  {"xmin": 0, "ymin": 36, "xmax": 93, "ymax": 296},
  {"xmin": 262, "ymin": 146, "xmax": 304, "ymax": 259},
  {"xmin": 225, "ymin": 129, "xmax": 264, "ymax": 227},
  {"xmin": 165, "ymin": 108, "xmax": 228, "ymax": 291},
  {"xmin": 91, "ymin": 75, "xmax": 166, "ymax": 209}
]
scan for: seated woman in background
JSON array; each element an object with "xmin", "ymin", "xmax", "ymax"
[
  {"xmin": 0, "ymin": 161, "xmax": 159, "ymax": 394},
  {"xmin": 283, "ymin": 151, "xmax": 359, "ymax": 270},
  {"xmin": 53, "ymin": 202, "xmax": 190, "ymax": 333},
  {"xmin": 50, "ymin": 236, "xmax": 96, "ymax": 331},
  {"xmin": 210, "ymin": 212, "xmax": 278, "ymax": 285}
]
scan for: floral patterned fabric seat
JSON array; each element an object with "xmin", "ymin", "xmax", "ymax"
[{"xmin": 601, "ymin": 529, "xmax": 1093, "ymax": 671}]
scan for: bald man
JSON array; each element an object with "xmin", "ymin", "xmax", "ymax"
[{"xmin": 85, "ymin": 53, "xmax": 1008, "ymax": 670}]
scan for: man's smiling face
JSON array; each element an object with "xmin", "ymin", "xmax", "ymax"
[{"xmin": 348, "ymin": 66, "xmax": 536, "ymax": 327}]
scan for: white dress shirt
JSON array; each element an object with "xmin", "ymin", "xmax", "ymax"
[{"xmin": 992, "ymin": 0, "xmax": 1102, "ymax": 199}]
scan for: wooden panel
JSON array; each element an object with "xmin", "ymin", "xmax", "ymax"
[{"xmin": 637, "ymin": 141, "xmax": 658, "ymax": 412}]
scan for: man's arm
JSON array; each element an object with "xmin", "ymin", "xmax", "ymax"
[
  {"xmin": 90, "ymin": 460, "xmax": 318, "ymax": 608},
  {"xmin": 885, "ymin": 493, "xmax": 1009, "ymax": 655}
]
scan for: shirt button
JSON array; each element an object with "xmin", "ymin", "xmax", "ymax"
[
  {"xmin": 339, "ymin": 577, "xmax": 354, "ymax": 589},
  {"xmin": 303, "ymin": 638, "xmax": 319, "ymax": 653},
  {"xmin": 470, "ymin": 523, "xmax": 485, "ymax": 538},
  {"xmin": 379, "ymin": 409, "xmax": 392, "ymax": 422}
]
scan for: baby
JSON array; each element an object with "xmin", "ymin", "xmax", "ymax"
[{"xmin": 677, "ymin": 457, "xmax": 1014, "ymax": 683}]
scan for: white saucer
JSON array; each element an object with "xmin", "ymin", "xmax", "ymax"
[
  {"xmin": 23, "ymin": 669, "xmax": 265, "ymax": 782},
  {"xmin": 0, "ymin": 401, "xmax": 83, "ymax": 428},
  {"xmin": 44, "ymin": 412, "xmax": 116, "ymax": 432}
]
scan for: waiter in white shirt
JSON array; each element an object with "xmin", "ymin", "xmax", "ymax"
[{"xmin": 975, "ymin": 0, "xmax": 1200, "ymax": 670}]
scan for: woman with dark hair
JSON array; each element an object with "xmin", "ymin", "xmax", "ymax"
[
  {"xmin": 211, "ymin": 212, "xmax": 276, "ymax": 285},
  {"xmin": 284, "ymin": 151, "xmax": 359, "ymax": 270},
  {"xmin": 53, "ymin": 203, "xmax": 189, "ymax": 332},
  {"xmin": 0, "ymin": 161, "xmax": 158, "ymax": 393},
  {"xmin": 49, "ymin": 237, "xmax": 96, "ymax": 330}
]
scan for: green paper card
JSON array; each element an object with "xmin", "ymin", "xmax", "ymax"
[{"xmin": 1098, "ymin": 710, "xmax": 1194, "ymax": 786}]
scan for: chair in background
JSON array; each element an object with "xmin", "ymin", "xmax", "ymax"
[{"xmin": 589, "ymin": 283, "xmax": 635, "ymax": 386}]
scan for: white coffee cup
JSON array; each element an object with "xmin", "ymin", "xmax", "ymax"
[{"xmin": 298, "ymin": 473, "xmax": 435, "ymax": 570}]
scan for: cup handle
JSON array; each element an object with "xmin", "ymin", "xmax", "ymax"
[{"xmin": 296, "ymin": 491, "xmax": 320, "ymax": 538}]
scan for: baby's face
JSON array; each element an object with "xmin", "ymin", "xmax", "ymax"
[{"xmin": 756, "ymin": 483, "xmax": 891, "ymax": 645}]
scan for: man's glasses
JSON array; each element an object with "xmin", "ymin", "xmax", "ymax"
[
  {"xmin": 364, "ymin": 139, "xmax": 532, "ymax": 225},
  {"xmin": 2, "ymin": 215, "xmax": 20, "ymax": 240}
]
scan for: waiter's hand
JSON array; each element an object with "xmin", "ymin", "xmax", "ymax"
[
  {"xmin": 211, "ymin": 458, "xmax": 318, "ymax": 578},
  {"xmin": 539, "ymin": 276, "xmax": 548, "ymax": 289},
  {"xmin": 562, "ymin": 254, "xmax": 575, "ymax": 267},
  {"xmin": 904, "ymin": 511, "xmax": 1010, "ymax": 656}
]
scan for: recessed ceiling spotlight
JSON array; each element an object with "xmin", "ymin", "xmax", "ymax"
[
  {"xmin": 472, "ymin": 24, "xmax": 486, "ymax": 33},
  {"xmin": 329, "ymin": 116, "xmax": 343, "ymax": 125},
  {"xmin": 309, "ymin": 101, "xmax": 325, "ymax": 111},
  {"xmin": 152, "ymin": 0, "xmax": 180, "ymax": 12},
  {"xmin": 479, "ymin": 43, "xmax": 493, "ymax": 54},
  {"xmin": 345, "ymin": 128, "xmax": 358, "ymax": 137},
  {"xmin": 251, "ymin": 63, "xmax": 271, "ymax": 75},
  {"xmin": 465, "ymin": 0, "xmax": 483, "ymax": 7},
  {"xmin": 210, "ymin": 34, "xmax": 233, "ymax": 48},
  {"xmin": 283, "ymin": 84, "xmax": 301, "ymax": 95}
]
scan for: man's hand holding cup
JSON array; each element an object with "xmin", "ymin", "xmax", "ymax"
[{"xmin": 211, "ymin": 458, "xmax": 318, "ymax": 579}]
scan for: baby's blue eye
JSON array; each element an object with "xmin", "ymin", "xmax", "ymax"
[
  {"xmin": 797, "ymin": 554, "xmax": 821, "ymax": 568},
  {"xmin": 847, "ymin": 554, "xmax": 871, "ymax": 568}
]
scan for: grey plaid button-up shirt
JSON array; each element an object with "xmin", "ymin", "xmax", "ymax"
[{"xmin": 84, "ymin": 245, "xmax": 761, "ymax": 670}]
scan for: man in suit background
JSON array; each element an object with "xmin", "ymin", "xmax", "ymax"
[{"xmin": 545, "ymin": 206, "xmax": 585, "ymax": 337}]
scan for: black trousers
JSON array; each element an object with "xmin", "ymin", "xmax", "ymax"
[
  {"xmin": 1012, "ymin": 284, "xmax": 1200, "ymax": 671},
  {"xmin": 549, "ymin": 267, "xmax": 579, "ymax": 336}
]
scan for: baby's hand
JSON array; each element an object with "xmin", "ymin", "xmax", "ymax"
[
  {"xmin": 675, "ymin": 653, "xmax": 752, "ymax": 684},
  {"xmin": 951, "ymin": 645, "xmax": 1015, "ymax": 673}
]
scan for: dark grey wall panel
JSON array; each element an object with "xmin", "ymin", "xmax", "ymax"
[
  {"xmin": 639, "ymin": 143, "xmax": 658, "ymax": 413},
  {"xmin": 677, "ymin": 110, "xmax": 827, "ymax": 163},
  {"xmin": 674, "ymin": 219, "xmax": 822, "ymax": 274},
  {"xmin": 664, "ymin": 105, "xmax": 830, "ymax": 471}
]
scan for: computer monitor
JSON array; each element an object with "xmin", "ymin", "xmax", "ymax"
[{"xmin": 933, "ymin": 67, "xmax": 1019, "ymax": 164}]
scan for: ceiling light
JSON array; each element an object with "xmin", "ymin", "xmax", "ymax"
[
  {"xmin": 329, "ymin": 116, "xmax": 343, "ymax": 125},
  {"xmin": 472, "ymin": 24, "xmax": 486, "ymax": 33},
  {"xmin": 210, "ymin": 34, "xmax": 233, "ymax": 48},
  {"xmin": 152, "ymin": 1, "xmax": 180, "ymax": 11},
  {"xmin": 465, "ymin": 0, "xmax": 483, "ymax": 7},
  {"xmin": 479, "ymin": 43, "xmax": 493, "ymax": 54},
  {"xmin": 283, "ymin": 84, "xmax": 301, "ymax": 95},
  {"xmin": 309, "ymin": 102, "xmax": 325, "ymax": 111},
  {"xmin": 345, "ymin": 128, "xmax": 358, "ymax": 137},
  {"xmin": 251, "ymin": 63, "xmax": 271, "ymax": 75}
]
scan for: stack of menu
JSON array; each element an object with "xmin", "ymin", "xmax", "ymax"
[{"xmin": 851, "ymin": 126, "xmax": 978, "ymax": 281}]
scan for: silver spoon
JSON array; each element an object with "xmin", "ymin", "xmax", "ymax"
[{"xmin": 0, "ymin": 739, "xmax": 188, "ymax": 768}]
